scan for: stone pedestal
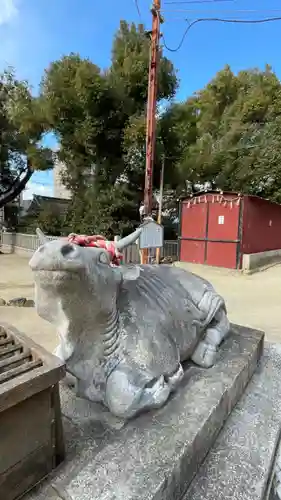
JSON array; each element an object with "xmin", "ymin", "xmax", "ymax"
[
  {"xmin": 24, "ymin": 325, "xmax": 267, "ymax": 500},
  {"xmin": 186, "ymin": 343, "xmax": 281, "ymax": 500}
]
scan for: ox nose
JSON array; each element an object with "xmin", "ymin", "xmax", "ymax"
[{"xmin": 60, "ymin": 243, "xmax": 77, "ymax": 257}]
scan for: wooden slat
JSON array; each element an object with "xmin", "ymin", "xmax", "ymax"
[
  {"xmin": 0, "ymin": 350, "xmax": 31, "ymax": 371},
  {"xmin": 0, "ymin": 344, "xmax": 23, "ymax": 359},
  {"xmin": 0, "ymin": 359, "xmax": 43, "ymax": 385},
  {"xmin": 0, "ymin": 323, "xmax": 65, "ymax": 413},
  {"xmin": 1, "ymin": 323, "xmax": 64, "ymax": 370},
  {"xmin": 0, "ymin": 328, "xmax": 43, "ymax": 385},
  {"xmin": 0, "ymin": 326, "xmax": 6, "ymax": 336},
  {"xmin": 0, "ymin": 337, "xmax": 14, "ymax": 347}
]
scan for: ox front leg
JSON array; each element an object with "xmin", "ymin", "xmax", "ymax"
[
  {"xmin": 53, "ymin": 344, "xmax": 78, "ymax": 391},
  {"xmin": 191, "ymin": 308, "xmax": 230, "ymax": 368},
  {"xmin": 105, "ymin": 367, "xmax": 173, "ymax": 420}
]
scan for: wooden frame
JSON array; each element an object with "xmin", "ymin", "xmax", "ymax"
[{"xmin": 0, "ymin": 323, "xmax": 66, "ymax": 500}]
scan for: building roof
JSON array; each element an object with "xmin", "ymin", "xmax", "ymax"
[
  {"xmin": 21, "ymin": 195, "xmax": 70, "ymax": 217},
  {"xmin": 180, "ymin": 190, "xmax": 281, "ymax": 208}
]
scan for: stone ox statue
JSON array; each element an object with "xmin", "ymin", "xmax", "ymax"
[{"xmin": 29, "ymin": 228, "xmax": 230, "ymax": 420}]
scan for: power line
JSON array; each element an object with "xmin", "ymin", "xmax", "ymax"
[
  {"xmin": 163, "ymin": 0, "xmax": 235, "ymax": 4},
  {"xmin": 26, "ymin": 181, "xmax": 53, "ymax": 186},
  {"xmin": 162, "ymin": 8, "xmax": 281, "ymax": 14},
  {"xmin": 133, "ymin": 0, "xmax": 143, "ymax": 21},
  {"xmin": 161, "ymin": 16, "xmax": 281, "ymax": 52}
]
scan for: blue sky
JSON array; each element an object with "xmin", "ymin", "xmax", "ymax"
[{"xmin": 0, "ymin": 0, "xmax": 280, "ymax": 198}]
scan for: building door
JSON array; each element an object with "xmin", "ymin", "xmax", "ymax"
[
  {"xmin": 180, "ymin": 196, "xmax": 242, "ymax": 268},
  {"xmin": 180, "ymin": 200, "xmax": 208, "ymax": 264}
]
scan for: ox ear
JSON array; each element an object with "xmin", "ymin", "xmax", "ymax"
[
  {"xmin": 120, "ymin": 265, "xmax": 141, "ymax": 281},
  {"xmin": 99, "ymin": 251, "xmax": 111, "ymax": 264}
]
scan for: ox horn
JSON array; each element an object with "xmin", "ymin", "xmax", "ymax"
[
  {"xmin": 36, "ymin": 227, "xmax": 48, "ymax": 245},
  {"xmin": 115, "ymin": 228, "xmax": 142, "ymax": 251}
]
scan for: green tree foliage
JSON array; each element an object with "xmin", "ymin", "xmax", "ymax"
[
  {"xmin": 40, "ymin": 21, "xmax": 178, "ymax": 236},
  {"xmin": 38, "ymin": 21, "xmax": 281, "ymax": 236},
  {"xmin": 177, "ymin": 65, "xmax": 281, "ymax": 202},
  {"xmin": 0, "ymin": 69, "xmax": 53, "ymax": 208},
  {"xmin": 109, "ymin": 21, "xmax": 177, "ymax": 113},
  {"xmin": 65, "ymin": 184, "xmax": 137, "ymax": 237}
]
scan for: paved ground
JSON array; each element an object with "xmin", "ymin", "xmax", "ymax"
[
  {"xmin": 0, "ymin": 253, "xmax": 57, "ymax": 353},
  {"xmin": 177, "ymin": 261, "xmax": 281, "ymax": 343},
  {"xmin": 0, "ymin": 253, "xmax": 281, "ymax": 353}
]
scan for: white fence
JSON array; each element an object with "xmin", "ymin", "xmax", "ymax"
[
  {"xmin": 0, "ymin": 232, "xmax": 59, "ymax": 253},
  {"xmin": 0, "ymin": 232, "xmax": 178, "ymax": 263}
]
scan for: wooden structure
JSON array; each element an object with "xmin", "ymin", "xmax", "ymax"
[
  {"xmin": 179, "ymin": 191, "xmax": 281, "ymax": 269},
  {"xmin": 0, "ymin": 323, "xmax": 65, "ymax": 500}
]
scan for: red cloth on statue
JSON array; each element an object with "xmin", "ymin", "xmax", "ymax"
[{"xmin": 67, "ymin": 233, "xmax": 122, "ymax": 266}]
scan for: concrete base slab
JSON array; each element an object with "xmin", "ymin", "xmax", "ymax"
[
  {"xmin": 24, "ymin": 325, "xmax": 263, "ymax": 500},
  {"xmin": 242, "ymin": 249, "xmax": 281, "ymax": 273},
  {"xmin": 185, "ymin": 343, "xmax": 281, "ymax": 500}
]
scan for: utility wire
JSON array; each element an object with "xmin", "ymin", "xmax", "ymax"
[
  {"xmin": 163, "ymin": 0, "xmax": 235, "ymax": 4},
  {"xmin": 133, "ymin": 0, "xmax": 143, "ymax": 22},
  {"xmin": 161, "ymin": 16, "xmax": 281, "ymax": 52},
  {"xmin": 162, "ymin": 8, "xmax": 281, "ymax": 14},
  {"xmin": 25, "ymin": 181, "xmax": 53, "ymax": 186}
]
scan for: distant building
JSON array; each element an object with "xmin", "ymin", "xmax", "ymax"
[
  {"xmin": 179, "ymin": 190, "xmax": 281, "ymax": 269},
  {"xmin": 18, "ymin": 194, "xmax": 70, "ymax": 235},
  {"xmin": 53, "ymin": 159, "xmax": 71, "ymax": 200},
  {"xmin": 20, "ymin": 195, "xmax": 70, "ymax": 219}
]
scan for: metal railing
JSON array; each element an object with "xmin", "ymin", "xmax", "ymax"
[{"xmin": 0, "ymin": 232, "xmax": 178, "ymax": 263}]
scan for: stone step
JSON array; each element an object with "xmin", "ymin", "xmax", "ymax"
[
  {"xmin": 25, "ymin": 325, "xmax": 263, "ymax": 500},
  {"xmin": 185, "ymin": 343, "xmax": 281, "ymax": 500}
]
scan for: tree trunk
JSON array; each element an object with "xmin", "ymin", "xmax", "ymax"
[{"xmin": 0, "ymin": 165, "xmax": 33, "ymax": 208}]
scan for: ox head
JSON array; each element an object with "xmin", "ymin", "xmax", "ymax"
[{"xmin": 29, "ymin": 228, "xmax": 142, "ymax": 323}]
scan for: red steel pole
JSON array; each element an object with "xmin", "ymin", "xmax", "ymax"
[
  {"xmin": 142, "ymin": 0, "xmax": 161, "ymax": 264},
  {"xmin": 144, "ymin": 0, "xmax": 161, "ymax": 217}
]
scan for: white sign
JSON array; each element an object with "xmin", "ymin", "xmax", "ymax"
[
  {"xmin": 218, "ymin": 215, "xmax": 224, "ymax": 225},
  {"xmin": 139, "ymin": 220, "xmax": 164, "ymax": 249}
]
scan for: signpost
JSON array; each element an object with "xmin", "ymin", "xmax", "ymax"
[{"xmin": 139, "ymin": 219, "xmax": 163, "ymax": 263}]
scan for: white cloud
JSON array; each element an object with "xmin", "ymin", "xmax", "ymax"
[
  {"xmin": 0, "ymin": 0, "xmax": 18, "ymax": 26},
  {"xmin": 23, "ymin": 182, "xmax": 53, "ymax": 200}
]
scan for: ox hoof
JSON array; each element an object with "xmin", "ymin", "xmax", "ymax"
[
  {"xmin": 165, "ymin": 364, "xmax": 184, "ymax": 391},
  {"xmin": 191, "ymin": 341, "xmax": 217, "ymax": 368},
  {"xmin": 142, "ymin": 375, "xmax": 171, "ymax": 408},
  {"xmin": 106, "ymin": 370, "xmax": 172, "ymax": 419}
]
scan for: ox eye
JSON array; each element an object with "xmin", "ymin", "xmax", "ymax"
[{"xmin": 99, "ymin": 252, "xmax": 109, "ymax": 264}]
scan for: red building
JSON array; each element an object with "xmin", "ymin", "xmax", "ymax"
[{"xmin": 179, "ymin": 191, "xmax": 281, "ymax": 269}]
